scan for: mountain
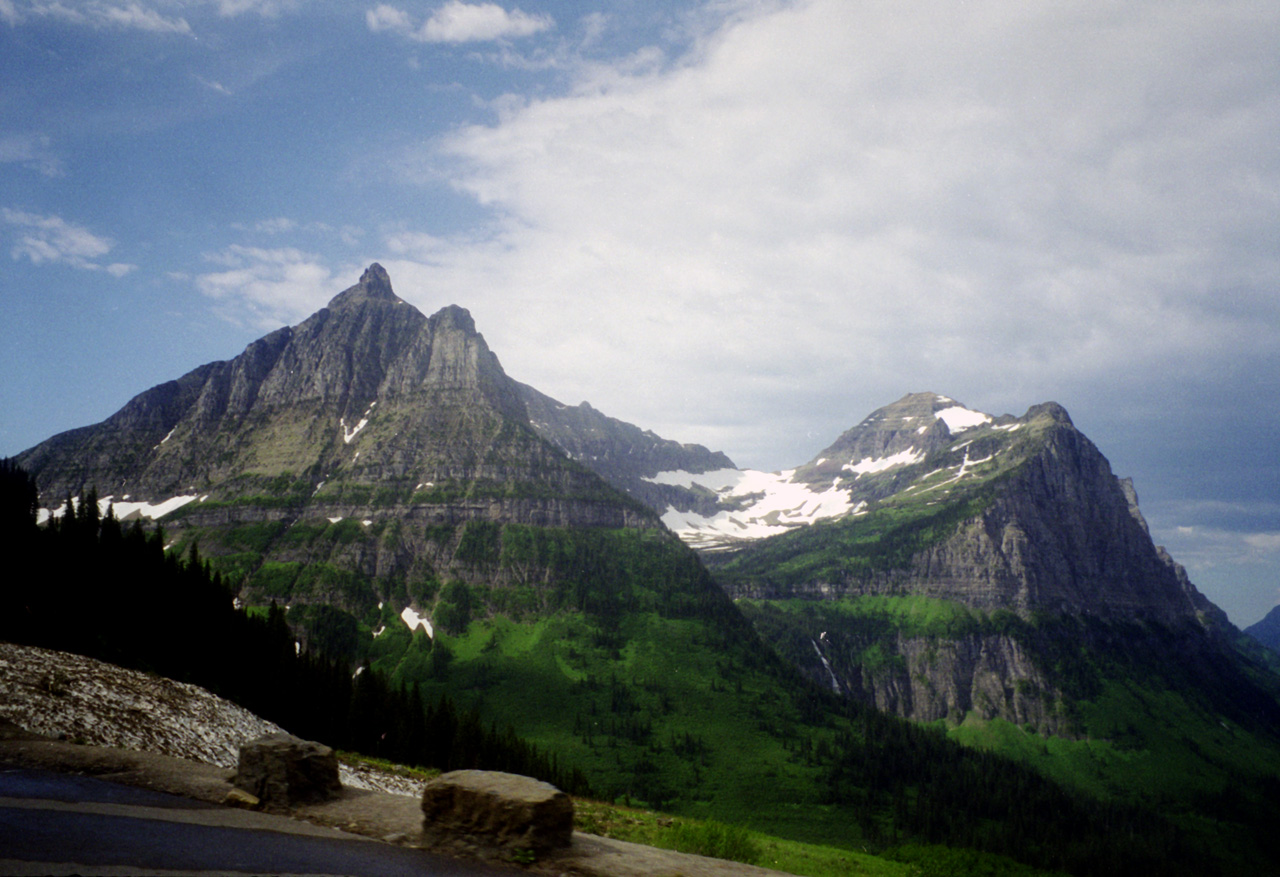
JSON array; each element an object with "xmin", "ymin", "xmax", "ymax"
[
  {"xmin": 1247, "ymin": 605, "xmax": 1280, "ymax": 654},
  {"xmin": 18, "ymin": 265, "xmax": 670, "ymax": 616},
  {"xmin": 637, "ymin": 393, "xmax": 1257, "ymax": 730},
  {"xmin": 20, "ymin": 264, "xmax": 647, "ymax": 526},
  {"xmin": 14, "ymin": 266, "xmax": 1280, "ymax": 872},
  {"xmin": 703, "ymin": 392, "xmax": 1220, "ymax": 624},
  {"xmin": 15, "ymin": 265, "xmax": 793, "ymax": 800}
]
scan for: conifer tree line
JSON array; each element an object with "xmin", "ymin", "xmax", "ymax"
[{"xmin": 0, "ymin": 459, "xmax": 589, "ymax": 795}]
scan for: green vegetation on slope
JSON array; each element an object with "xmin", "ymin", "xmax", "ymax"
[
  {"xmin": 740, "ymin": 594, "xmax": 1280, "ymax": 874},
  {"xmin": 362, "ymin": 584, "xmax": 1206, "ymax": 873}
]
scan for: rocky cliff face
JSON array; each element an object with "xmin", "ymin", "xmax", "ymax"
[
  {"xmin": 819, "ymin": 631, "xmax": 1066, "ymax": 732},
  {"xmin": 716, "ymin": 397, "xmax": 1219, "ymax": 626}
]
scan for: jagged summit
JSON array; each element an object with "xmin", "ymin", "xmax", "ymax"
[
  {"xmin": 429, "ymin": 303, "xmax": 477, "ymax": 335},
  {"xmin": 16, "ymin": 266, "xmax": 612, "ymax": 526},
  {"xmin": 326, "ymin": 262, "xmax": 403, "ymax": 310}
]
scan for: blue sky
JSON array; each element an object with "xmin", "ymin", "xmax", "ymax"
[{"xmin": 2, "ymin": 0, "xmax": 1278, "ymax": 626}]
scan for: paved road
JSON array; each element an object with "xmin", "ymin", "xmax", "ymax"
[{"xmin": 0, "ymin": 766, "xmax": 521, "ymax": 876}]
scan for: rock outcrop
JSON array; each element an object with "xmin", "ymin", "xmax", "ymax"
[
  {"xmin": 816, "ymin": 630, "xmax": 1068, "ymax": 733},
  {"xmin": 420, "ymin": 769, "xmax": 574, "ymax": 854},
  {"xmin": 234, "ymin": 733, "xmax": 342, "ymax": 807}
]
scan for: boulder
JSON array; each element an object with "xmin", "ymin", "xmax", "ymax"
[
  {"xmin": 420, "ymin": 769, "xmax": 573, "ymax": 854},
  {"xmin": 233, "ymin": 733, "xmax": 341, "ymax": 807}
]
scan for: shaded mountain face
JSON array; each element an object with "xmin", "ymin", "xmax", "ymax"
[
  {"xmin": 1247, "ymin": 605, "xmax": 1280, "ymax": 654},
  {"xmin": 517, "ymin": 380, "xmax": 735, "ymax": 515}
]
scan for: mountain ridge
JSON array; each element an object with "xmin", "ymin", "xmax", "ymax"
[{"xmin": 10, "ymin": 263, "xmax": 1280, "ymax": 873}]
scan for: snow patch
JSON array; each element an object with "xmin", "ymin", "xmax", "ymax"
[
  {"xmin": 40, "ymin": 493, "xmax": 199, "ymax": 524},
  {"xmin": 647, "ymin": 467, "xmax": 857, "ymax": 547},
  {"xmin": 844, "ymin": 448, "xmax": 924, "ymax": 476},
  {"xmin": 401, "ymin": 607, "xmax": 433, "ymax": 638},
  {"xmin": 935, "ymin": 406, "xmax": 992, "ymax": 433},
  {"xmin": 328, "ymin": 516, "xmax": 343, "ymax": 524},
  {"xmin": 340, "ymin": 401, "xmax": 377, "ymax": 444},
  {"xmin": 0, "ymin": 642, "xmax": 422, "ymax": 797}
]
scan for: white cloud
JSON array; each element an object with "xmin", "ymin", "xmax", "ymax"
[
  {"xmin": 367, "ymin": 1, "xmax": 552, "ymax": 43},
  {"xmin": 210, "ymin": 0, "xmax": 298, "ymax": 17},
  {"xmin": 23, "ymin": 1, "xmax": 191, "ymax": 33},
  {"xmin": 8, "ymin": 0, "xmax": 294, "ymax": 28},
  {"xmin": 194, "ymin": 74, "xmax": 233, "ymax": 95},
  {"xmin": 365, "ymin": 3, "xmax": 411, "ymax": 34},
  {"xmin": 0, "ymin": 132, "xmax": 62, "ymax": 177},
  {"xmin": 1163, "ymin": 525, "xmax": 1280, "ymax": 568},
  {"xmin": 98, "ymin": 2, "xmax": 190, "ymax": 32},
  {"xmin": 373, "ymin": 0, "xmax": 1280, "ymax": 469},
  {"xmin": 195, "ymin": 245, "xmax": 352, "ymax": 329},
  {"xmin": 2, "ymin": 208, "xmax": 136, "ymax": 275}
]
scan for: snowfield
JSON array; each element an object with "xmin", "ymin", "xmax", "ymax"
[
  {"xmin": 649, "ymin": 400, "xmax": 998, "ymax": 550},
  {"xmin": 646, "ymin": 467, "xmax": 861, "ymax": 548}
]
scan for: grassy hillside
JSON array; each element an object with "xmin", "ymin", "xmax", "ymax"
[{"xmin": 738, "ymin": 594, "xmax": 1280, "ymax": 874}]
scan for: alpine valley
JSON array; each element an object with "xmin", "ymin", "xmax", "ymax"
[{"xmin": 12, "ymin": 265, "xmax": 1280, "ymax": 875}]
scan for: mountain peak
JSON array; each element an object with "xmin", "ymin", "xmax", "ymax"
[
  {"xmin": 326, "ymin": 262, "xmax": 402, "ymax": 310},
  {"xmin": 430, "ymin": 304, "xmax": 477, "ymax": 335}
]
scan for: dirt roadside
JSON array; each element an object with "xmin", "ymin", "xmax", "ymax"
[{"xmin": 0, "ymin": 720, "xmax": 787, "ymax": 877}]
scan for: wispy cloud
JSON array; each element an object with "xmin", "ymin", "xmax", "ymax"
[
  {"xmin": 2, "ymin": 209, "xmax": 135, "ymax": 275},
  {"xmin": 194, "ymin": 245, "xmax": 351, "ymax": 329},
  {"xmin": 18, "ymin": 1, "xmax": 192, "ymax": 33},
  {"xmin": 1165, "ymin": 524, "xmax": 1280, "ymax": 568},
  {"xmin": 0, "ymin": 133, "xmax": 62, "ymax": 177},
  {"xmin": 210, "ymin": 0, "xmax": 299, "ymax": 17},
  {"xmin": 194, "ymin": 74, "xmax": 233, "ymax": 96},
  {"xmin": 367, "ymin": 1, "xmax": 552, "ymax": 43}
]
